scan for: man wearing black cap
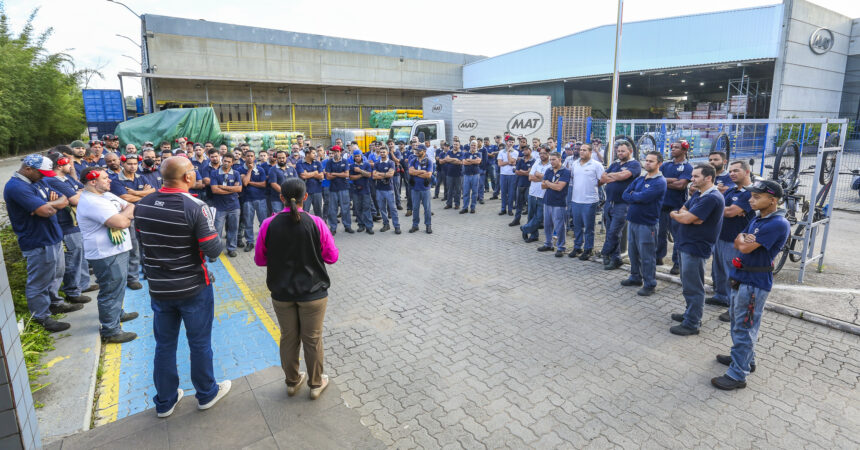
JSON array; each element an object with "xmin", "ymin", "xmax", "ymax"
[{"xmin": 711, "ymin": 179, "xmax": 790, "ymax": 390}]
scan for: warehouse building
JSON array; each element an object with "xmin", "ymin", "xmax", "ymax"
[{"xmin": 122, "ymin": 0, "xmax": 859, "ymax": 136}]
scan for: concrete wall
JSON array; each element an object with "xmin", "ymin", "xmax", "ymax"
[
  {"xmin": 772, "ymin": 0, "xmax": 853, "ymax": 118},
  {"xmin": 838, "ymin": 19, "xmax": 860, "ymax": 119}
]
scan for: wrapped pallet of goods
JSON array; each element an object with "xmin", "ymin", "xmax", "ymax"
[
  {"xmin": 224, "ymin": 132, "xmax": 247, "ymax": 149},
  {"xmin": 369, "ymin": 109, "xmax": 423, "ymax": 129}
]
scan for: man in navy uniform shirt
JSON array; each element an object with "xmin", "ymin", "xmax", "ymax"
[
  {"xmin": 408, "ymin": 145, "xmax": 434, "ymax": 234},
  {"xmin": 43, "ymin": 152, "xmax": 95, "ymax": 304},
  {"xmin": 669, "ymin": 164, "xmax": 725, "ymax": 336},
  {"xmin": 536, "ymin": 152, "xmax": 570, "ymax": 258},
  {"xmin": 325, "ymin": 146, "xmax": 353, "ymax": 235},
  {"xmin": 511, "ymin": 146, "xmax": 535, "ymax": 226},
  {"xmin": 201, "ymin": 148, "xmax": 222, "ymax": 207},
  {"xmin": 110, "ymin": 154, "xmax": 151, "ymax": 290},
  {"xmin": 268, "ymin": 150, "xmax": 296, "ymax": 213},
  {"xmin": 708, "ymin": 160, "xmax": 753, "ymax": 318},
  {"xmin": 373, "ymin": 147, "xmax": 400, "ymax": 233},
  {"xmin": 296, "ymin": 148, "xmax": 325, "ymax": 217},
  {"xmin": 711, "ymin": 179, "xmax": 790, "ymax": 390},
  {"xmin": 350, "ymin": 150, "xmax": 375, "ymax": 234},
  {"xmin": 238, "ymin": 149, "xmax": 269, "ymax": 252},
  {"xmin": 600, "ymin": 141, "xmax": 642, "ymax": 270},
  {"xmin": 4, "ymin": 155, "xmax": 81, "ymax": 332},
  {"xmin": 658, "ymin": 141, "xmax": 694, "ymax": 274},
  {"xmin": 210, "ymin": 154, "xmax": 243, "ymax": 258},
  {"xmin": 709, "ymin": 151, "xmax": 736, "ymax": 194},
  {"xmin": 485, "ymin": 136, "xmax": 500, "ymax": 199},
  {"xmin": 460, "ymin": 140, "xmax": 483, "ymax": 214},
  {"xmin": 442, "ymin": 141, "xmax": 464, "ymax": 211},
  {"xmin": 621, "ymin": 151, "xmax": 667, "ymax": 296}
]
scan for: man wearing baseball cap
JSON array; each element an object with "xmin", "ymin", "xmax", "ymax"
[
  {"xmin": 711, "ymin": 179, "xmax": 790, "ymax": 390},
  {"xmin": 4, "ymin": 155, "xmax": 81, "ymax": 332}
]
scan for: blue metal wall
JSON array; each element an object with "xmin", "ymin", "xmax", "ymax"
[{"xmin": 463, "ymin": 5, "xmax": 784, "ymax": 89}]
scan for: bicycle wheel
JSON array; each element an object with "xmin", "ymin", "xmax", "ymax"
[
  {"xmin": 636, "ymin": 134, "xmax": 657, "ymax": 162},
  {"xmin": 788, "ymin": 225, "xmax": 805, "ymax": 263},
  {"xmin": 773, "ymin": 244, "xmax": 790, "ymax": 275},
  {"xmin": 614, "ymin": 135, "xmax": 638, "ymax": 161},
  {"xmin": 710, "ymin": 132, "xmax": 732, "ymax": 162},
  {"xmin": 819, "ymin": 132, "xmax": 839, "ymax": 185},
  {"xmin": 772, "ymin": 139, "xmax": 801, "ymax": 191}
]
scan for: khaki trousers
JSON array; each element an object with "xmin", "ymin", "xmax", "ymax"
[{"xmin": 271, "ymin": 297, "xmax": 327, "ymax": 388}]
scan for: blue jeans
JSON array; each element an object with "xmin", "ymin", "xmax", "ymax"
[
  {"xmin": 214, "ymin": 209, "xmax": 240, "ymax": 251},
  {"xmin": 478, "ymin": 169, "xmax": 487, "ymax": 200},
  {"xmin": 88, "ymin": 251, "xmax": 129, "ymax": 337},
  {"xmin": 22, "ymin": 242, "xmax": 65, "ymax": 320},
  {"xmin": 726, "ymin": 284, "xmax": 769, "ymax": 382},
  {"xmin": 490, "ymin": 165, "xmax": 500, "ymax": 196},
  {"xmin": 354, "ymin": 193, "xmax": 373, "ymax": 229},
  {"xmin": 658, "ymin": 207, "xmax": 680, "ymax": 265},
  {"xmin": 376, "ymin": 190, "xmax": 400, "ymax": 228},
  {"xmin": 679, "ymin": 251, "xmax": 706, "ymax": 330},
  {"xmin": 127, "ymin": 221, "xmax": 141, "ymax": 283},
  {"xmin": 521, "ymin": 195, "xmax": 544, "ymax": 240},
  {"xmin": 601, "ymin": 202, "xmax": 629, "ymax": 260},
  {"xmin": 571, "ymin": 202, "xmax": 598, "ymax": 251},
  {"xmin": 627, "ymin": 222, "xmax": 658, "ymax": 288},
  {"xmin": 462, "ymin": 174, "xmax": 480, "ymax": 209},
  {"xmin": 151, "ymin": 284, "xmax": 219, "ymax": 413},
  {"xmin": 434, "ymin": 172, "xmax": 445, "ymax": 198},
  {"xmin": 411, "ymin": 189, "xmax": 432, "ymax": 227},
  {"xmin": 445, "ymin": 175, "xmax": 463, "ymax": 208},
  {"xmin": 500, "ymin": 174, "xmax": 516, "ymax": 212},
  {"xmin": 393, "ymin": 174, "xmax": 403, "ymax": 208},
  {"xmin": 62, "ymin": 232, "xmax": 90, "ymax": 297},
  {"xmin": 514, "ymin": 186, "xmax": 528, "ymax": 220},
  {"xmin": 327, "ymin": 190, "xmax": 352, "ymax": 231},
  {"xmin": 303, "ymin": 191, "xmax": 324, "ymax": 217},
  {"xmin": 242, "ymin": 199, "xmax": 268, "ymax": 244},
  {"xmin": 271, "ymin": 198, "xmax": 284, "ymax": 213},
  {"xmin": 543, "ymin": 205, "xmax": 566, "ymax": 251},
  {"xmin": 711, "ymin": 239, "xmax": 736, "ymax": 305}
]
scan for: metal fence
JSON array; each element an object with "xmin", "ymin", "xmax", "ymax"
[{"xmin": 554, "ymin": 117, "xmax": 860, "ymax": 212}]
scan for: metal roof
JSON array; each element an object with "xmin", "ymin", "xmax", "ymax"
[
  {"xmin": 463, "ymin": 4, "xmax": 785, "ymax": 89},
  {"xmin": 143, "ymin": 15, "xmax": 484, "ymax": 66}
]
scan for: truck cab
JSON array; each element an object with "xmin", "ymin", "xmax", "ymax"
[{"xmin": 389, "ymin": 120, "xmax": 446, "ymax": 148}]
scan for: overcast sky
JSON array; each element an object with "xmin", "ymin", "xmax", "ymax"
[{"xmin": 5, "ymin": 0, "xmax": 860, "ymax": 96}]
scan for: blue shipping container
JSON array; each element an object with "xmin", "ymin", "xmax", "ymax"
[
  {"xmin": 86, "ymin": 121, "xmax": 120, "ymax": 141},
  {"xmin": 83, "ymin": 89, "xmax": 124, "ymax": 122}
]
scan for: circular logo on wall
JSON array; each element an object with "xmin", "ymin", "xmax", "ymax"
[
  {"xmin": 431, "ymin": 104, "xmax": 443, "ymax": 113},
  {"xmin": 506, "ymin": 111, "xmax": 544, "ymax": 136},
  {"xmin": 458, "ymin": 119, "xmax": 478, "ymax": 131},
  {"xmin": 809, "ymin": 28, "xmax": 834, "ymax": 55}
]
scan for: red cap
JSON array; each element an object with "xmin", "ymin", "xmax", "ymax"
[{"xmin": 331, "ymin": 145, "xmax": 342, "ymax": 151}]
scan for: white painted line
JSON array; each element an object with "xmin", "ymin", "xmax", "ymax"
[{"xmin": 772, "ymin": 284, "xmax": 860, "ymax": 295}]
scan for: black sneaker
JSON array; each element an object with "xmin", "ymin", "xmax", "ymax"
[
  {"xmin": 490, "ymin": 195, "xmax": 499, "ymax": 200},
  {"xmin": 208, "ymin": 257, "xmax": 218, "ymax": 263},
  {"xmin": 365, "ymin": 229, "xmax": 375, "ymax": 235},
  {"xmin": 569, "ymin": 249, "xmax": 583, "ymax": 258},
  {"xmin": 344, "ymin": 228, "xmax": 355, "ymax": 234},
  {"xmin": 508, "ymin": 220, "xmax": 520, "ymax": 227},
  {"xmin": 236, "ymin": 241, "xmax": 245, "ymax": 249},
  {"xmin": 50, "ymin": 302, "xmax": 83, "ymax": 314},
  {"xmin": 719, "ymin": 311, "xmax": 731, "ymax": 322},
  {"xmin": 35, "ymin": 317, "xmax": 70, "ymax": 333},
  {"xmin": 394, "ymin": 228, "xmax": 402, "ymax": 235},
  {"xmin": 525, "ymin": 237, "xmax": 539, "ymax": 243},
  {"xmin": 716, "ymin": 354, "xmax": 756, "ymax": 373},
  {"xmin": 656, "ymin": 258, "xmax": 664, "ymax": 266},
  {"xmin": 244, "ymin": 243, "xmax": 255, "ymax": 252},
  {"xmin": 227, "ymin": 250, "xmax": 238, "ymax": 257},
  {"xmin": 357, "ymin": 226, "xmax": 366, "ymax": 232},
  {"xmin": 669, "ymin": 264, "xmax": 680, "ymax": 275},
  {"xmin": 65, "ymin": 295, "xmax": 92, "ymax": 304},
  {"xmin": 508, "ymin": 211, "xmax": 514, "ymax": 216},
  {"xmin": 537, "ymin": 245, "xmax": 553, "ymax": 252},
  {"xmin": 373, "ymin": 215, "xmax": 382, "ymax": 222},
  {"xmin": 127, "ymin": 281, "xmax": 143, "ymax": 290},
  {"xmin": 459, "ymin": 209, "xmax": 468, "ymax": 214},
  {"xmin": 470, "ymin": 208, "xmax": 475, "ymax": 214},
  {"xmin": 409, "ymin": 226, "xmax": 419, "ymax": 233},
  {"xmin": 669, "ymin": 324, "xmax": 699, "ymax": 336},
  {"xmin": 705, "ymin": 297, "xmax": 728, "ymax": 307},
  {"xmin": 710, "ymin": 375, "xmax": 746, "ymax": 390},
  {"xmin": 579, "ymin": 250, "xmax": 593, "ymax": 261},
  {"xmin": 620, "ymin": 278, "xmax": 643, "ymax": 287},
  {"xmin": 602, "ymin": 255, "xmax": 611, "ymax": 266},
  {"xmin": 380, "ymin": 224, "xmax": 390, "ymax": 232},
  {"xmin": 425, "ymin": 226, "xmax": 432, "ymax": 234},
  {"xmin": 554, "ymin": 250, "xmax": 564, "ymax": 258},
  {"xmin": 102, "ymin": 331, "xmax": 137, "ymax": 344},
  {"xmin": 498, "ymin": 211, "xmax": 507, "ymax": 216},
  {"xmin": 120, "ymin": 311, "xmax": 139, "ymax": 322},
  {"xmin": 396, "ymin": 205, "xmax": 403, "ymax": 210},
  {"xmin": 671, "ymin": 313, "xmax": 685, "ymax": 322},
  {"xmin": 637, "ymin": 286, "xmax": 655, "ymax": 296},
  {"xmin": 478, "ymin": 199, "xmax": 484, "ymax": 205}
]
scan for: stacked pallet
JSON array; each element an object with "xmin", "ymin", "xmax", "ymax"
[{"xmin": 551, "ymin": 106, "xmax": 592, "ymax": 142}]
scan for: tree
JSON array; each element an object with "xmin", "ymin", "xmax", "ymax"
[{"xmin": 0, "ymin": 4, "xmax": 86, "ymax": 155}]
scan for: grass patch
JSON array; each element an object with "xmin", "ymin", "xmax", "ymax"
[{"xmin": 0, "ymin": 226, "xmax": 55, "ymax": 394}]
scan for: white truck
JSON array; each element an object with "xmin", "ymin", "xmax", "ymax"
[{"xmin": 388, "ymin": 93, "xmax": 553, "ymax": 147}]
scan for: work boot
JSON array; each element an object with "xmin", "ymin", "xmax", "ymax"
[
  {"xmin": 425, "ymin": 225, "xmax": 432, "ymax": 234},
  {"xmin": 244, "ymin": 243, "xmax": 255, "ymax": 252},
  {"xmin": 459, "ymin": 208, "xmax": 468, "ymax": 214},
  {"xmin": 405, "ymin": 210, "xmax": 412, "ymax": 217},
  {"xmin": 82, "ymin": 284, "xmax": 99, "ymax": 293},
  {"xmin": 127, "ymin": 281, "xmax": 143, "ymax": 290},
  {"xmin": 579, "ymin": 250, "xmax": 593, "ymax": 261},
  {"xmin": 65, "ymin": 295, "xmax": 92, "ymax": 304},
  {"xmin": 50, "ymin": 302, "xmax": 83, "ymax": 314},
  {"xmin": 227, "ymin": 250, "xmax": 238, "ymax": 257},
  {"xmin": 409, "ymin": 226, "xmax": 419, "ymax": 233},
  {"xmin": 103, "ymin": 331, "xmax": 137, "ymax": 344},
  {"xmin": 394, "ymin": 227, "xmax": 402, "ymax": 235},
  {"xmin": 670, "ymin": 264, "xmax": 680, "ymax": 275},
  {"xmin": 711, "ymin": 375, "xmax": 746, "ymax": 391},
  {"xmin": 716, "ymin": 354, "xmax": 756, "ymax": 373},
  {"xmin": 569, "ymin": 249, "xmax": 583, "ymax": 258},
  {"xmin": 637, "ymin": 286, "xmax": 655, "ymax": 296},
  {"xmin": 344, "ymin": 228, "xmax": 355, "ymax": 234},
  {"xmin": 669, "ymin": 324, "xmax": 699, "ymax": 336},
  {"xmin": 620, "ymin": 278, "xmax": 643, "ymax": 287},
  {"xmin": 120, "ymin": 311, "xmax": 139, "ymax": 322},
  {"xmin": 380, "ymin": 224, "xmax": 390, "ymax": 232},
  {"xmin": 35, "ymin": 317, "xmax": 70, "ymax": 333}
]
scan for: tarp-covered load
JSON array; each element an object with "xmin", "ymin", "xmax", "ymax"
[{"xmin": 115, "ymin": 107, "xmax": 222, "ymax": 148}]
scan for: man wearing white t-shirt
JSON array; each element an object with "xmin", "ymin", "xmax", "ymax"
[
  {"xmin": 77, "ymin": 167, "xmax": 139, "ymax": 344},
  {"xmin": 519, "ymin": 147, "xmax": 551, "ymax": 242},
  {"xmin": 497, "ymin": 137, "xmax": 519, "ymax": 215},
  {"xmin": 569, "ymin": 144, "xmax": 605, "ymax": 260}
]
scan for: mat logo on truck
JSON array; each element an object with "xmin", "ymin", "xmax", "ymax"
[
  {"xmin": 507, "ymin": 112, "xmax": 543, "ymax": 136},
  {"xmin": 432, "ymin": 104, "xmax": 443, "ymax": 113},
  {"xmin": 458, "ymin": 119, "xmax": 478, "ymax": 131}
]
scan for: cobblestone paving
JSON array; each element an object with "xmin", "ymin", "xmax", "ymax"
[{"xmin": 231, "ymin": 200, "xmax": 860, "ymax": 449}]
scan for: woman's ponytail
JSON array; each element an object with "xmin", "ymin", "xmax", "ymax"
[
  {"xmin": 289, "ymin": 197, "xmax": 300, "ymax": 222},
  {"xmin": 280, "ymin": 177, "xmax": 307, "ymax": 223}
]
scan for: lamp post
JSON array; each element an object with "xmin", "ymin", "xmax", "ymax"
[
  {"xmin": 107, "ymin": 0, "xmax": 153, "ymax": 113},
  {"xmin": 607, "ymin": 0, "xmax": 623, "ymax": 164}
]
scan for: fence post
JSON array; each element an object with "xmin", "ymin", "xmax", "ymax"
[
  {"xmin": 253, "ymin": 104, "xmax": 258, "ymax": 132},
  {"xmin": 291, "ymin": 104, "xmax": 296, "ymax": 132},
  {"xmin": 556, "ymin": 115, "xmax": 564, "ymax": 151},
  {"xmin": 327, "ymin": 105, "xmax": 332, "ymax": 135},
  {"xmin": 760, "ymin": 124, "xmax": 769, "ymax": 176},
  {"xmin": 661, "ymin": 122, "xmax": 667, "ymax": 158},
  {"xmin": 586, "ymin": 117, "xmax": 593, "ymax": 143},
  {"xmin": 310, "ymin": 122, "xmax": 313, "ymax": 139}
]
